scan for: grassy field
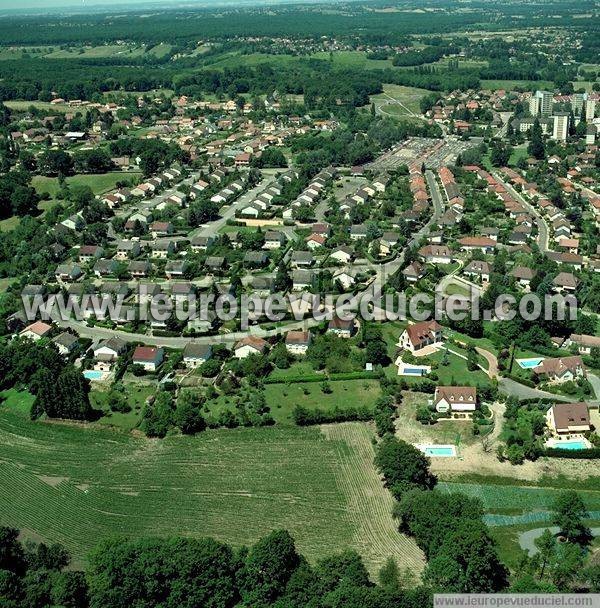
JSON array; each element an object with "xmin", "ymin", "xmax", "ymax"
[
  {"xmin": 0, "ymin": 404, "xmax": 424, "ymax": 577},
  {"xmin": 4, "ymin": 100, "xmax": 79, "ymax": 113},
  {"xmin": 33, "ymin": 172, "xmax": 141, "ymax": 198},
  {"xmin": 90, "ymin": 384, "xmax": 155, "ymax": 432},
  {"xmin": 264, "ymin": 378, "xmax": 381, "ymax": 425},
  {"xmin": 371, "ymin": 84, "xmax": 431, "ymax": 116},
  {"xmin": 480, "ymin": 79, "xmax": 554, "ymax": 91}
]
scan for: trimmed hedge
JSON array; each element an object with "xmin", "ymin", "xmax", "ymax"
[
  {"xmin": 504, "ymin": 373, "xmax": 536, "ymax": 388},
  {"xmin": 264, "ymin": 371, "xmax": 376, "ymax": 385},
  {"xmin": 293, "ymin": 404, "xmax": 374, "ymax": 426},
  {"xmin": 544, "ymin": 447, "xmax": 600, "ymax": 459}
]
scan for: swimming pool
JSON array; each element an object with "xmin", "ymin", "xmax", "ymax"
[
  {"xmin": 404, "ymin": 367, "xmax": 426, "ymax": 376},
  {"xmin": 517, "ymin": 357, "xmax": 545, "ymax": 369},
  {"xmin": 551, "ymin": 440, "xmax": 588, "ymax": 450},
  {"xmin": 83, "ymin": 370, "xmax": 103, "ymax": 380},
  {"xmin": 416, "ymin": 444, "xmax": 457, "ymax": 457}
]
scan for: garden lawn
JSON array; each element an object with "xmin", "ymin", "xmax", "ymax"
[
  {"xmin": 89, "ymin": 384, "xmax": 155, "ymax": 432},
  {"xmin": 264, "ymin": 379, "xmax": 381, "ymax": 425}
]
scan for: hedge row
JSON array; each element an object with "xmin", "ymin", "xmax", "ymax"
[
  {"xmin": 293, "ymin": 404, "xmax": 374, "ymax": 426},
  {"xmin": 544, "ymin": 447, "xmax": 600, "ymax": 459},
  {"xmin": 264, "ymin": 371, "xmax": 377, "ymax": 385}
]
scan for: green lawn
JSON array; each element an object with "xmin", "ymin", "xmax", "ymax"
[
  {"xmin": 264, "ymin": 378, "xmax": 381, "ymax": 425},
  {"xmin": 508, "ymin": 145, "xmax": 529, "ymax": 166},
  {"xmin": 0, "ymin": 407, "xmax": 424, "ymax": 576},
  {"xmin": 4, "ymin": 100, "xmax": 74, "ymax": 113},
  {"xmin": 429, "ymin": 348, "xmax": 491, "ymax": 387},
  {"xmin": 371, "ymin": 84, "xmax": 431, "ymax": 116},
  {"xmin": 90, "ymin": 384, "xmax": 155, "ymax": 432},
  {"xmin": 26, "ymin": 171, "xmax": 142, "ymax": 221},
  {"xmin": 33, "ymin": 172, "xmax": 141, "ymax": 198},
  {"xmin": 0, "ymin": 389, "xmax": 35, "ymax": 416}
]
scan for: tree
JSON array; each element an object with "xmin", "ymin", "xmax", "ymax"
[
  {"xmin": 38, "ymin": 149, "xmax": 74, "ymax": 176},
  {"xmin": 51, "ymin": 571, "xmax": 88, "ymax": 608},
  {"xmin": 374, "ymin": 436, "xmax": 437, "ymax": 500},
  {"xmin": 240, "ymin": 530, "xmax": 301, "ymax": 605},
  {"xmin": 174, "ymin": 390, "xmax": 206, "ymax": 435},
  {"xmin": 528, "ymin": 118, "xmax": 545, "ymax": 160},
  {"xmin": 0, "ymin": 527, "xmax": 26, "ymax": 576},
  {"xmin": 489, "ymin": 142, "xmax": 511, "ymax": 167},
  {"xmin": 142, "ymin": 391, "xmax": 174, "ymax": 438},
  {"xmin": 551, "ymin": 491, "xmax": 591, "ymax": 545}
]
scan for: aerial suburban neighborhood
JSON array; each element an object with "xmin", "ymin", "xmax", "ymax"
[{"xmin": 0, "ymin": 0, "xmax": 599, "ymax": 604}]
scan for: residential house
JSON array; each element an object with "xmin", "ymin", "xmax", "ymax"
[
  {"xmin": 132, "ymin": 346, "xmax": 164, "ymax": 372},
  {"xmin": 52, "ymin": 332, "xmax": 79, "ymax": 356},
  {"xmin": 433, "ymin": 386, "xmax": 477, "ymax": 414},
  {"xmin": 329, "ymin": 246, "xmax": 354, "ymax": 265},
  {"xmin": 402, "ymin": 261, "xmax": 426, "ymax": 283},
  {"xmin": 78, "ymin": 245, "xmax": 104, "ymax": 263},
  {"xmin": 546, "ymin": 402, "xmax": 590, "ymax": 434},
  {"xmin": 553, "ymin": 272, "xmax": 579, "ymax": 293},
  {"xmin": 418, "ymin": 245, "xmax": 453, "ymax": 265},
  {"xmin": 55, "ymin": 263, "xmax": 83, "ymax": 282},
  {"xmin": 20, "ymin": 321, "xmax": 52, "ymax": 341},
  {"xmin": 115, "ymin": 240, "xmax": 141, "ymax": 260},
  {"xmin": 327, "ymin": 315, "xmax": 356, "ymax": 338},
  {"xmin": 234, "ymin": 336, "xmax": 269, "ymax": 359},
  {"xmin": 533, "ymin": 356, "xmax": 585, "ymax": 384},
  {"xmin": 93, "ymin": 337, "xmax": 127, "ymax": 363},
  {"xmin": 463, "ymin": 260, "xmax": 491, "ymax": 282},
  {"xmin": 398, "ymin": 320, "xmax": 443, "ymax": 353},
  {"xmin": 285, "ymin": 331, "xmax": 312, "ymax": 355},
  {"xmin": 182, "ymin": 343, "xmax": 212, "ymax": 368},
  {"xmin": 510, "ymin": 266, "xmax": 536, "ymax": 288}
]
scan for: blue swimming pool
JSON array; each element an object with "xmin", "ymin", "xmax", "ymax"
[
  {"xmin": 518, "ymin": 358, "xmax": 545, "ymax": 369},
  {"xmin": 419, "ymin": 445, "xmax": 457, "ymax": 457},
  {"xmin": 553, "ymin": 440, "xmax": 588, "ymax": 450},
  {"xmin": 83, "ymin": 370, "xmax": 103, "ymax": 380},
  {"xmin": 404, "ymin": 367, "xmax": 426, "ymax": 376}
]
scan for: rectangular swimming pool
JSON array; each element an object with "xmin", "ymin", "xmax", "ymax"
[
  {"xmin": 83, "ymin": 370, "xmax": 103, "ymax": 380},
  {"xmin": 552, "ymin": 440, "xmax": 588, "ymax": 450},
  {"xmin": 517, "ymin": 358, "xmax": 545, "ymax": 369},
  {"xmin": 404, "ymin": 368, "xmax": 426, "ymax": 376},
  {"xmin": 417, "ymin": 444, "xmax": 457, "ymax": 457}
]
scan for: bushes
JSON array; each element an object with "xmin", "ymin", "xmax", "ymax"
[
  {"xmin": 292, "ymin": 404, "xmax": 373, "ymax": 426},
  {"xmin": 264, "ymin": 371, "xmax": 376, "ymax": 384},
  {"xmin": 544, "ymin": 448, "xmax": 600, "ymax": 459}
]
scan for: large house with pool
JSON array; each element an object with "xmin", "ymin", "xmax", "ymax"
[
  {"xmin": 398, "ymin": 320, "xmax": 443, "ymax": 353},
  {"xmin": 546, "ymin": 402, "xmax": 591, "ymax": 435},
  {"xmin": 533, "ymin": 355, "xmax": 585, "ymax": 384}
]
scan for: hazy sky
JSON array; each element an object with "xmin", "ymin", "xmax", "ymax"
[{"xmin": 0, "ymin": 0, "xmax": 226, "ymax": 11}]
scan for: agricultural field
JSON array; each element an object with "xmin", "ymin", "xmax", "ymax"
[{"xmin": 0, "ymin": 405, "xmax": 424, "ymax": 577}]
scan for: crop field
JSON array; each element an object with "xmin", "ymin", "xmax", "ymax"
[
  {"xmin": 0, "ymin": 408, "xmax": 424, "ymax": 577},
  {"xmin": 439, "ymin": 481, "xmax": 600, "ymax": 515}
]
